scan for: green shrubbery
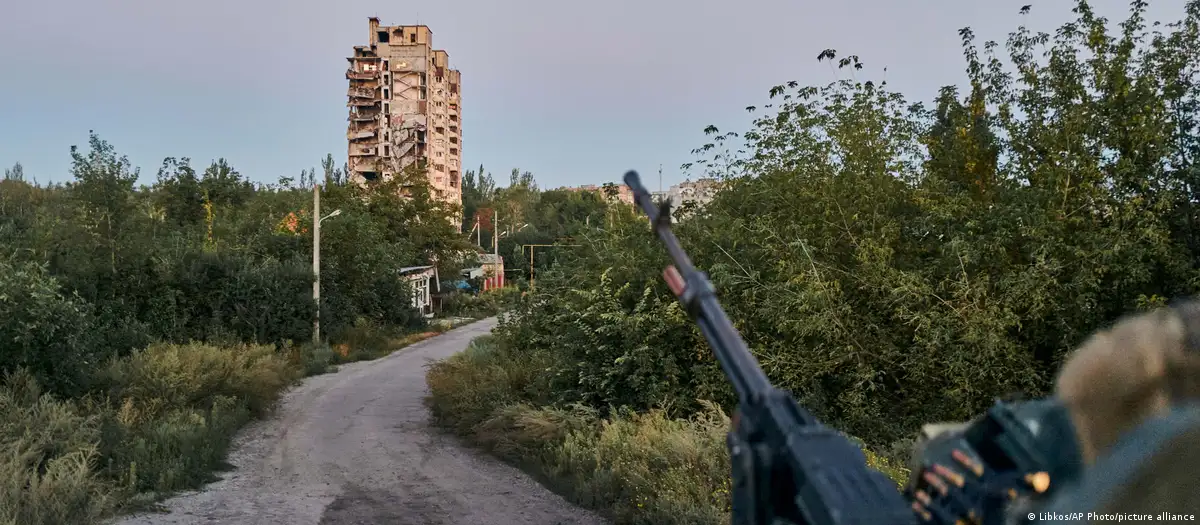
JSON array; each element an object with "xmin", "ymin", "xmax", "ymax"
[
  {"xmin": 440, "ymin": 286, "xmax": 525, "ymax": 319},
  {"xmin": 427, "ymin": 336, "xmax": 909, "ymax": 525},
  {"xmin": 0, "ymin": 260, "xmax": 101, "ymax": 398},
  {"xmin": 0, "ymin": 142, "xmax": 471, "ymax": 521},
  {"xmin": 0, "ymin": 340, "xmax": 308, "ymax": 525},
  {"xmin": 429, "ymin": 2, "xmax": 1200, "ymax": 523}
]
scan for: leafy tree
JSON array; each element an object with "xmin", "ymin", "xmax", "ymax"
[
  {"xmin": 68, "ymin": 131, "xmax": 140, "ymax": 277},
  {"xmin": 492, "ymin": 0, "xmax": 1200, "ymax": 449},
  {"xmin": 0, "ymin": 132, "xmax": 469, "ymax": 365},
  {"xmin": 153, "ymin": 157, "xmax": 205, "ymax": 226},
  {"xmin": 461, "ymin": 164, "xmax": 496, "ymax": 233},
  {"xmin": 0, "ymin": 258, "xmax": 100, "ymax": 397},
  {"xmin": 3, "ymin": 162, "xmax": 24, "ymax": 181}
]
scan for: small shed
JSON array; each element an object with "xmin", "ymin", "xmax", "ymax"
[{"xmin": 398, "ymin": 265, "xmax": 438, "ymax": 318}]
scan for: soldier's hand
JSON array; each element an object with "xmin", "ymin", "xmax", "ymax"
[{"xmin": 1054, "ymin": 300, "xmax": 1200, "ymax": 464}]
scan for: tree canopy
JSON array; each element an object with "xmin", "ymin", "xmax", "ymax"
[{"xmin": 491, "ymin": 0, "xmax": 1200, "ymax": 447}]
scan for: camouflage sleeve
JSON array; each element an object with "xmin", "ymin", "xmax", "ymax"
[{"xmin": 1053, "ymin": 300, "xmax": 1200, "ymax": 464}]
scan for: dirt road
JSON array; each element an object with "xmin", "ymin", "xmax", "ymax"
[{"xmin": 112, "ymin": 318, "xmax": 607, "ymax": 525}]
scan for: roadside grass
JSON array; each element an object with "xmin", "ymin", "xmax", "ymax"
[
  {"xmin": 0, "ymin": 316, "xmax": 483, "ymax": 525},
  {"xmin": 0, "ymin": 341, "xmax": 297, "ymax": 525},
  {"xmin": 426, "ymin": 335, "xmax": 911, "ymax": 525}
]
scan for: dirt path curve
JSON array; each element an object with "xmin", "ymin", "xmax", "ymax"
[{"xmin": 112, "ymin": 318, "xmax": 607, "ymax": 525}]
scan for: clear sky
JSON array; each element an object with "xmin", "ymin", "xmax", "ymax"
[{"xmin": 0, "ymin": 0, "xmax": 1186, "ymax": 189}]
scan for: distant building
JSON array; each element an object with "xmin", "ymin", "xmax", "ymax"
[
  {"xmin": 558, "ymin": 184, "xmax": 635, "ymax": 205},
  {"xmin": 478, "ymin": 253, "xmax": 505, "ymax": 291},
  {"xmin": 666, "ymin": 179, "xmax": 721, "ymax": 208},
  {"xmin": 461, "ymin": 252, "xmax": 505, "ymax": 291},
  {"xmin": 399, "ymin": 265, "xmax": 438, "ymax": 317},
  {"xmin": 554, "ymin": 179, "xmax": 723, "ymax": 212},
  {"xmin": 346, "ymin": 18, "xmax": 462, "ymax": 229},
  {"xmin": 648, "ymin": 178, "xmax": 723, "ymax": 221}
]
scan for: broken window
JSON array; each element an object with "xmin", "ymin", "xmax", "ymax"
[
  {"xmin": 383, "ymin": 88, "xmax": 390, "ymax": 99},
  {"xmin": 384, "ymin": 145, "xmax": 390, "ymax": 156},
  {"xmin": 410, "ymin": 33, "xmax": 416, "ymax": 43},
  {"xmin": 378, "ymin": 31, "xmax": 389, "ymax": 43},
  {"xmin": 435, "ymin": 127, "xmax": 444, "ymax": 134},
  {"xmin": 450, "ymin": 171, "xmax": 460, "ymax": 188},
  {"xmin": 450, "ymin": 148, "xmax": 457, "ymax": 155},
  {"xmin": 383, "ymin": 103, "xmax": 389, "ymax": 113},
  {"xmin": 450, "ymin": 83, "xmax": 458, "ymax": 94}
]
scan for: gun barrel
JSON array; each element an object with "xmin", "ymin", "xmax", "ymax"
[
  {"xmin": 624, "ymin": 170, "xmax": 773, "ymax": 401},
  {"xmin": 623, "ymin": 171, "xmax": 697, "ymax": 273}
]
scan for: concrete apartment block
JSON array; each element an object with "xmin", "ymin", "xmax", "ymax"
[{"xmin": 346, "ymin": 18, "xmax": 463, "ymax": 229}]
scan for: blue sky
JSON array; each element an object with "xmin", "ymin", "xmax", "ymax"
[{"xmin": 0, "ymin": 0, "xmax": 1187, "ymax": 189}]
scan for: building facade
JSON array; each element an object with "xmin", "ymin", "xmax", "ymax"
[
  {"xmin": 557, "ymin": 179, "xmax": 721, "ymax": 211},
  {"xmin": 648, "ymin": 178, "xmax": 723, "ymax": 222},
  {"xmin": 558, "ymin": 184, "xmax": 635, "ymax": 205},
  {"xmin": 658, "ymin": 178, "xmax": 721, "ymax": 208},
  {"xmin": 399, "ymin": 265, "xmax": 438, "ymax": 318},
  {"xmin": 346, "ymin": 19, "xmax": 463, "ymax": 224}
]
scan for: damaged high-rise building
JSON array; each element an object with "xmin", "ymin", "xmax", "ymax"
[{"xmin": 346, "ymin": 18, "xmax": 463, "ymax": 226}]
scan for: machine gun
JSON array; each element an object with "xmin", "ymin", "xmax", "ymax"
[{"xmin": 622, "ymin": 170, "xmax": 1084, "ymax": 525}]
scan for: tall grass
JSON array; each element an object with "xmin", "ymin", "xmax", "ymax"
[
  {"xmin": 0, "ymin": 319, "xmax": 450, "ymax": 525},
  {"xmin": 426, "ymin": 335, "xmax": 910, "ymax": 525},
  {"xmin": 0, "ymin": 338, "xmax": 336, "ymax": 525}
]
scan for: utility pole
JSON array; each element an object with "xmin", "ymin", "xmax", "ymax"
[
  {"xmin": 659, "ymin": 164, "xmax": 663, "ymax": 203},
  {"xmin": 493, "ymin": 209, "xmax": 499, "ymax": 257},
  {"xmin": 521, "ymin": 243, "xmax": 581, "ymax": 290},
  {"xmin": 312, "ymin": 184, "xmax": 342, "ymax": 345},
  {"xmin": 476, "ymin": 216, "xmax": 482, "ymax": 247},
  {"xmin": 312, "ymin": 183, "xmax": 320, "ymax": 344}
]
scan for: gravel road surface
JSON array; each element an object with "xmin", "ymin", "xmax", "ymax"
[{"xmin": 111, "ymin": 317, "xmax": 607, "ymax": 525}]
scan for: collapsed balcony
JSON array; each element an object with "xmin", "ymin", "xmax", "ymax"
[
  {"xmin": 347, "ymin": 128, "xmax": 377, "ymax": 140},
  {"xmin": 348, "ymin": 87, "xmax": 377, "ymax": 98},
  {"xmin": 346, "ymin": 69, "xmax": 380, "ymax": 80},
  {"xmin": 349, "ymin": 111, "xmax": 380, "ymax": 122},
  {"xmin": 347, "ymin": 98, "xmax": 381, "ymax": 108}
]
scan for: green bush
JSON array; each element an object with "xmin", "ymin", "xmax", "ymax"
[
  {"xmin": 0, "ymin": 112, "xmax": 466, "ymax": 525},
  {"xmin": 440, "ymin": 286, "xmax": 523, "ymax": 318},
  {"xmin": 92, "ymin": 341, "xmax": 297, "ymax": 497},
  {"xmin": 0, "ymin": 259, "xmax": 101, "ymax": 398},
  {"xmin": 299, "ymin": 342, "xmax": 337, "ymax": 376},
  {"xmin": 427, "ymin": 335, "xmax": 909, "ymax": 525},
  {"xmin": 485, "ymin": 1, "xmax": 1200, "ymax": 447},
  {"xmin": 94, "ymin": 341, "xmax": 298, "ymax": 419},
  {"xmin": 0, "ymin": 339, "xmax": 310, "ymax": 524},
  {"xmin": 433, "ymin": 3, "xmax": 1200, "ymax": 522},
  {"xmin": 163, "ymin": 252, "xmax": 316, "ymax": 347},
  {"xmin": 0, "ymin": 370, "xmax": 114, "ymax": 525}
]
